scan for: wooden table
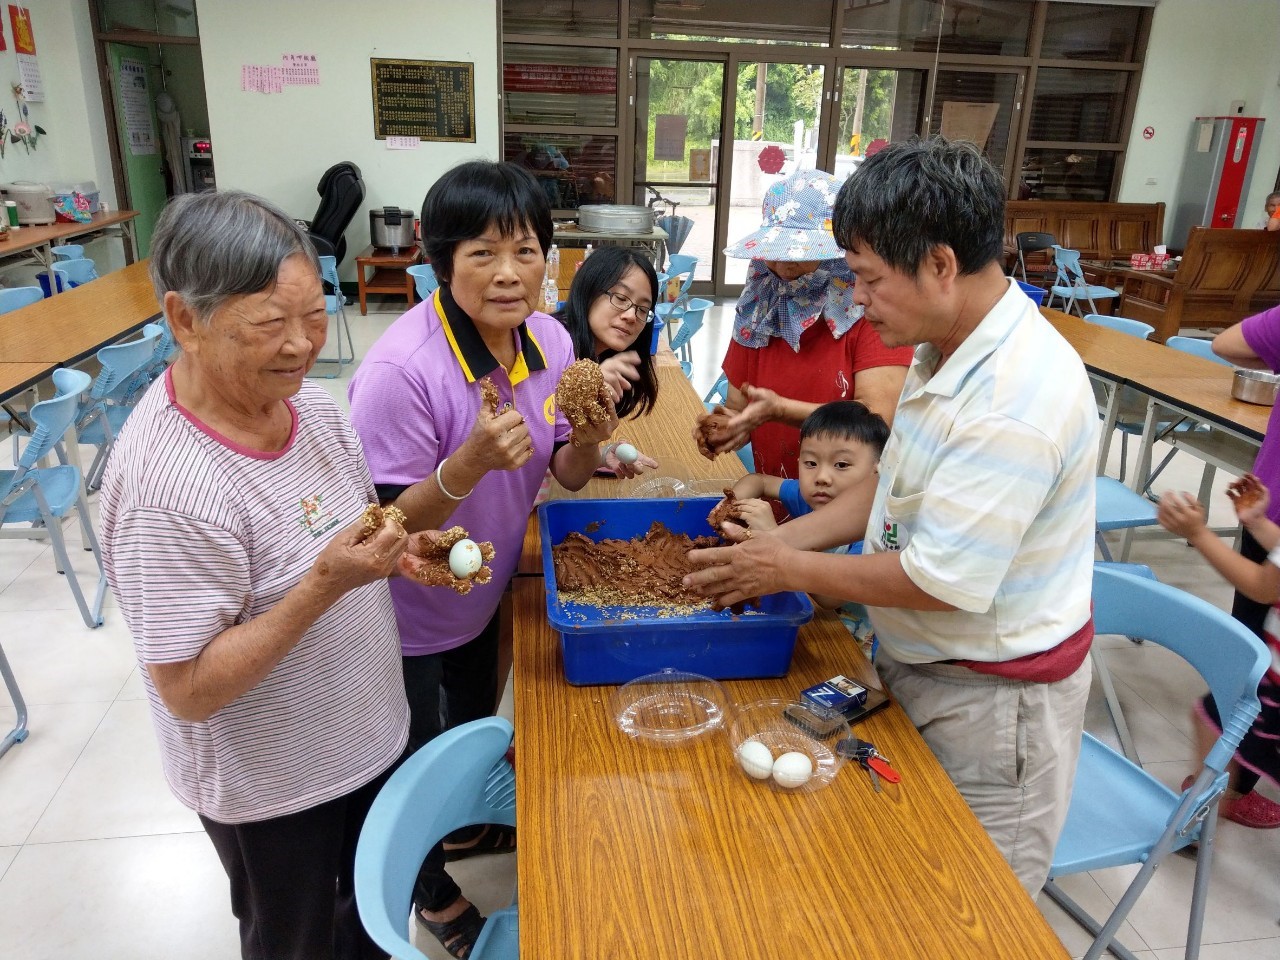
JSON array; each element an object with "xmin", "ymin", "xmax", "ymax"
[
  {"xmin": 0, "ymin": 362, "xmax": 51, "ymax": 402},
  {"xmin": 0, "ymin": 210, "xmax": 140, "ymax": 293},
  {"xmin": 0, "ymin": 260, "xmax": 159, "ymax": 368},
  {"xmin": 354, "ymin": 245, "xmax": 421, "ymax": 315},
  {"xmin": 512, "ymin": 363, "xmax": 1069, "ymax": 959}
]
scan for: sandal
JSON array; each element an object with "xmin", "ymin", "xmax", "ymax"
[
  {"xmin": 443, "ymin": 823, "xmax": 517, "ymax": 862},
  {"xmin": 415, "ymin": 902, "xmax": 486, "ymax": 959},
  {"xmin": 1182, "ymin": 775, "xmax": 1280, "ymax": 829}
]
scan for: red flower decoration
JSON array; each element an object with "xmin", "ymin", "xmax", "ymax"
[
  {"xmin": 865, "ymin": 138, "xmax": 890, "ymax": 158},
  {"xmin": 757, "ymin": 145, "xmax": 785, "ymax": 175}
]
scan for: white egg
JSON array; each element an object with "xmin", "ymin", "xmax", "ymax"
[
  {"xmin": 772, "ymin": 751, "xmax": 814, "ymax": 789},
  {"xmin": 737, "ymin": 740, "xmax": 774, "ymax": 780},
  {"xmin": 614, "ymin": 442, "xmax": 639, "ymax": 464},
  {"xmin": 448, "ymin": 539, "xmax": 483, "ymax": 578}
]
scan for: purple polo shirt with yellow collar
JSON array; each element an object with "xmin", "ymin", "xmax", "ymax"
[{"xmin": 349, "ymin": 284, "xmax": 573, "ymax": 655}]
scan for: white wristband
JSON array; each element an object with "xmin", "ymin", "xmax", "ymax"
[{"xmin": 434, "ymin": 457, "xmax": 471, "ymax": 501}]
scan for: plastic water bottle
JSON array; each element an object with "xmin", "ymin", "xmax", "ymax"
[
  {"xmin": 546, "ymin": 243, "xmax": 560, "ymax": 284},
  {"xmin": 543, "ymin": 276, "xmax": 558, "ymax": 313},
  {"xmin": 583, "ymin": 243, "xmax": 593, "ymax": 261}
]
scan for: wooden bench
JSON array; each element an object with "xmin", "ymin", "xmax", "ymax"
[
  {"xmin": 1116, "ymin": 226, "xmax": 1280, "ymax": 341},
  {"xmin": 1004, "ymin": 201, "xmax": 1165, "ymax": 279}
]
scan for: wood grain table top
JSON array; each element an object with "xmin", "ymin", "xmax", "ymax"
[
  {"xmin": 1041, "ymin": 307, "xmax": 1270, "ymax": 439},
  {"xmin": 512, "ymin": 580, "xmax": 1068, "ymax": 959},
  {"xmin": 0, "ymin": 209, "xmax": 139, "ymax": 259},
  {"xmin": 518, "ymin": 362, "xmax": 747, "ymax": 574},
  {"xmin": 0, "ymin": 362, "xmax": 51, "ymax": 400},
  {"xmin": 0, "ymin": 260, "xmax": 159, "ymax": 366}
]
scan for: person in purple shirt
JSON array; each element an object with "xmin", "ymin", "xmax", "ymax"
[
  {"xmin": 349, "ymin": 160, "xmax": 615, "ymax": 958},
  {"xmin": 1201, "ymin": 303, "xmax": 1280, "ymax": 828}
]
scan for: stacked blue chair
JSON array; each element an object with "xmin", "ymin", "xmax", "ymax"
[
  {"xmin": 0, "ymin": 286, "xmax": 43, "ymax": 313},
  {"xmin": 51, "ymin": 257, "xmax": 100, "ymax": 290},
  {"xmin": 50, "ymin": 244, "xmax": 84, "ymax": 262},
  {"xmin": 0, "ymin": 368, "xmax": 106, "ymax": 630},
  {"xmin": 659, "ymin": 297, "xmax": 714, "ymax": 378},
  {"xmin": 1044, "ymin": 565, "xmax": 1267, "ymax": 960},
  {"xmin": 1047, "ymin": 246, "xmax": 1119, "ymax": 316},
  {"xmin": 309, "ymin": 254, "xmax": 355, "ymax": 378},
  {"xmin": 406, "ymin": 263, "xmax": 439, "ymax": 301},
  {"xmin": 356, "ymin": 716, "xmax": 518, "ymax": 960},
  {"xmin": 76, "ymin": 324, "xmax": 163, "ymax": 491},
  {"xmin": 662, "ymin": 254, "xmax": 697, "ymax": 310}
]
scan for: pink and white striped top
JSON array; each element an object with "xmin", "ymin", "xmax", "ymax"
[{"xmin": 100, "ymin": 372, "xmax": 409, "ymax": 824}]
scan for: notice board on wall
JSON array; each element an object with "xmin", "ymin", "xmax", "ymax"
[{"xmin": 370, "ymin": 58, "xmax": 475, "ymax": 143}]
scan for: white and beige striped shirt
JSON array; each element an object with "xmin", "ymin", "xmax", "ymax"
[{"xmin": 864, "ymin": 279, "xmax": 1098, "ymax": 664}]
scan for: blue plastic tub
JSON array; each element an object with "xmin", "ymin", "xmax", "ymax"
[
  {"xmin": 539, "ymin": 497, "xmax": 813, "ymax": 686},
  {"xmin": 1016, "ymin": 279, "xmax": 1047, "ymax": 306}
]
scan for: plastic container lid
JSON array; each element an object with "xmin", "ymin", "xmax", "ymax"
[
  {"xmin": 727, "ymin": 698, "xmax": 849, "ymax": 792},
  {"xmin": 611, "ymin": 668, "xmax": 732, "ymax": 745}
]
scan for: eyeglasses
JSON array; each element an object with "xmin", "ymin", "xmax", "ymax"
[{"xmin": 604, "ymin": 290, "xmax": 654, "ymax": 323}]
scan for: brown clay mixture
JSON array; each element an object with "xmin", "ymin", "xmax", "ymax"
[{"xmin": 555, "ymin": 359, "xmax": 612, "ymax": 440}]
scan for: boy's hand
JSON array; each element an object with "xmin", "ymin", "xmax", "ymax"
[
  {"xmin": 1227, "ymin": 473, "xmax": 1270, "ymax": 525},
  {"xmin": 1157, "ymin": 491, "xmax": 1208, "ymax": 541},
  {"xmin": 734, "ymin": 497, "xmax": 778, "ymax": 531}
]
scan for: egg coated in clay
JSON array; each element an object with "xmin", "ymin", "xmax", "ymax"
[{"xmin": 448, "ymin": 539, "xmax": 483, "ymax": 578}]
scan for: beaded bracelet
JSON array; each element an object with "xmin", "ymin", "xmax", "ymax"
[{"xmin": 435, "ymin": 457, "xmax": 471, "ymax": 501}]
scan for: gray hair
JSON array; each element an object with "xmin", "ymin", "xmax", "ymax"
[{"xmin": 149, "ymin": 190, "xmax": 319, "ymax": 323}]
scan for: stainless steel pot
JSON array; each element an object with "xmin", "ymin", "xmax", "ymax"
[
  {"xmin": 1231, "ymin": 368, "xmax": 1280, "ymax": 406},
  {"xmin": 577, "ymin": 204, "xmax": 655, "ymax": 235},
  {"xmin": 369, "ymin": 207, "xmax": 415, "ymax": 252}
]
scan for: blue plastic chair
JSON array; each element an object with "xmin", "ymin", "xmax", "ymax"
[
  {"xmin": 0, "ymin": 368, "xmax": 106, "ymax": 630},
  {"xmin": 659, "ymin": 297, "xmax": 713, "ymax": 377},
  {"xmin": 665, "ymin": 252, "xmax": 697, "ymax": 280},
  {"xmin": 355, "ymin": 717, "xmax": 518, "ymax": 960},
  {"xmin": 50, "ymin": 244, "xmax": 84, "ymax": 261},
  {"xmin": 1047, "ymin": 246, "xmax": 1119, "ymax": 316},
  {"xmin": 703, "ymin": 372, "xmax": 729, "ymax": 410},
  {"xmin": 51, "ymin": 257, "xmax": 100, "ymax": 289},
  {"xmin": 1142, "ymin": 337, "xmax": 1254, "ymax": 503},
  {"xmin": 662, "ymin": 255, "xmax": 697, "ymax": 309},
  {"xmin": 406, "ymin": 262, "xmax": 439, "ymax": 301},
  {"xmin": 76, "ymin": 324, "xmax": 163, "ymax": 491},
  {"xmin": 1043, "ymin": 565, "xmax": 1268, "ymax": 960},
  {"xmin": 0, "ymin": 286, "xmax": 42, "ymax": 314},
  {"xmin": 309, "ymin": 254, "xmax": 355, "ymax": 378}
]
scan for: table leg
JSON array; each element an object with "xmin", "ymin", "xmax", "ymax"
[
  {"xmin": 358, "ymin": 264, "xmax": 369, "ymax": 316},
  {"xmin": 42, "ymin": 243, "xmax": 58, "ymax": 295},
  {"xmin": 122, "ymin": 220, "xmax": 138, "ymax": 264},
  {"xmin": 1095, "ymin": 377, "xmax": 1121, "ymax": 476},
  {"xmin": 405, "ymin": 270, "xmax": 415, "ymax": 307}
]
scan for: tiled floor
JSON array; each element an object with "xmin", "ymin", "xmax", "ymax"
[{"xmin": 2, "ymin": 294, "xmax": 1280, "ymax": 959}]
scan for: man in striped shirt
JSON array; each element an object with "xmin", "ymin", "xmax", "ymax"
[{"xmin": 688, "ymin": 138, "xmax": 1097, "ymax": 896}]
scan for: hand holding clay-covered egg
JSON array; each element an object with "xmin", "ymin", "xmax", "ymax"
[
  {"xmin": 614, "ymin": 442, "xmax": 639, "ymax": 464},
  {"xmin": 400, "ymin": 525, "xmax": 495, "ymax": 596},
  {"xmin": 772, "ymin": 751, "xmax": 814, "ymax": 788},
  {"xmin": 737, "ymin": 740, "xmax": 774, "ymax": 780}
]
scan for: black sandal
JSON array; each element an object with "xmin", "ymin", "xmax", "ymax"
[
  {"xmin": 415, "ymin": 902, "xmax": 486, "ymax": 960},
  {"xmin": 443, "ymin": 823, "xmax": 517, "ymax": 862}
]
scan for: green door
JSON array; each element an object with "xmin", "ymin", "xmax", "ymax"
[{"xmin": 106, "ymin": 43, "xmax": 168, "ymax": 257}]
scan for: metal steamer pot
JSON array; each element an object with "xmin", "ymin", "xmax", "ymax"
[
  {"xmin": 1231, "ymin": 368, "xmax": 1280, "ymax": 406},
  {"xmin": 577, "ymin": 204, "xmax": 655, "ymax": 235},
  {"xmin": 369, "ymin": 206, "xmax": 415, "ymax": 252}
]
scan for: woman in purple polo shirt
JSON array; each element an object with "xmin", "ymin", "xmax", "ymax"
[{"xmin": 348, "ymin": 160, "xmax": 615, "ymax": 958}]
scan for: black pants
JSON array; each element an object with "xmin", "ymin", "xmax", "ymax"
[
  {"xmin": 199, "ymin": 767, "xmax": 394, "ymax": 960},
  {"xmin": 402, "ymin": 607, "xmax": 502, "ymax": 912},
  {"xmin": 1219, "ymin": 526, "xmax": 1268, "ymax": 794}
]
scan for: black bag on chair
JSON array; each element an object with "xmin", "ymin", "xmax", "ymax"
[{"xmin": 305, "ymin": 162, "xmax": 365, "ymax": 265}]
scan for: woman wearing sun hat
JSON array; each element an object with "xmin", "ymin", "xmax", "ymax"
[{"xmin": 705, "ymin": 169, "xmax": 912, "ymax": 485}]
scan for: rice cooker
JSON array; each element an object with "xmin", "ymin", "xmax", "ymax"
[
  {"xmin": 369, "ymin": 206, "xmax": 415, "ymax": 252},
  {"xmin": 0, "ymin": 181, "xmax": 55, "ymax": 225}
]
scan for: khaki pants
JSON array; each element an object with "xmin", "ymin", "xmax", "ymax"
[{"xmin": 876, "ymin": 652, "xmax": 1092, "ymax": 896}]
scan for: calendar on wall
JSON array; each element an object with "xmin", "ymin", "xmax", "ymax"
[{"xmin": 370, "ymin": 58, "xmax": 475, "ymax": 143}]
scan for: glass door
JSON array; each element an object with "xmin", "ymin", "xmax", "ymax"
[
  {"xmin": 928, "ymin": 68, "xmax": 1024, "ymax": 179},
  {"xmin": 834, "ymin": 66, "xmax": 928, "ymax": 182},
  {"xmin": 720, "ymin": 59, "xmax": 827, "ymax": 288},
  {"xmin": 631, "ymin": 56, "xmax": 725, "ymax": 287}
]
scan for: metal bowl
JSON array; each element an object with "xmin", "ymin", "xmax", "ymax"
[{"xmin": 1231, "ymin": 368, "xmax": 1280, "ymax": 406}]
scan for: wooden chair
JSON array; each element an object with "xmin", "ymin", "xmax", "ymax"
[{"xmin": 1117, "ymin": 227, "xmax": 1280, "ymax": 342}]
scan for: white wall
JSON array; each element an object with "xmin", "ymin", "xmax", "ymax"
[
  {"xmin": 1118, "ymin": 0, "xmax": 1280, "ymax": 242},
  {"xmin": 199, "ymin": 0, "xmax": 500, "ymax": 280}
]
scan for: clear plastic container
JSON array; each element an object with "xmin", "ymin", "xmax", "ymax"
[
  {"xmin": 727, "ymin": 698, "xmax": 849, "ymax": 792},
  {"xmin": 611, "ymin": 668, "xmax": 732, "ymax": 746}
]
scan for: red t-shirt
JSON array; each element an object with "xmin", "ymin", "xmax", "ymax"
[{"xmin": 722, "ymin": 320, "xmax": 913, "ymax": 480}]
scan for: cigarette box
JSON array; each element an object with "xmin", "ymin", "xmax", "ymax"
[{"xmin": 801, "ymin": 676, "xmax": 868, "ymax": 715}]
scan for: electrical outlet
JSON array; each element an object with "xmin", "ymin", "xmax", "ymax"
[{"xmin": 1145, "ymin": 177, "xmax": 1157, "ymax": 186}]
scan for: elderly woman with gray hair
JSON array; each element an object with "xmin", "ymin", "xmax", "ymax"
[{"xmin": 99, "ymin": 190, "xmax": 430, "ymax": 960}]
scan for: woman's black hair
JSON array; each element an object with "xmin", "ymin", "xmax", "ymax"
[
  {"xmin": 800, "ymin": 400, "xmax": 890, "ymax": 457},
  {"xmin": 420, "ymin": 160, "xmax": 553, "ymax": 284},
  {"xmin": 554, "ymin": 246, "xmax": 660, "ymax": 418}
]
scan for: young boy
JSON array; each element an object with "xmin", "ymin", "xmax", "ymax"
[
  {"xmin": 719, "ymin": 399, "xmax": 889, "ymax": 654},
  {"xmin": 1158, "ymin": 473, "xmax": 1280, "ymax": 828}
]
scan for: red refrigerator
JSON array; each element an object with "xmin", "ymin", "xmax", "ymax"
[{"xmin": 1170, "ymin": 115, "xmax": 1265, "ymax": 247}]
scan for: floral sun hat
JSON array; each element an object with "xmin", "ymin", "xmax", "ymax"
[{"xmin": 723, "ymin": 169, "xmax": 844, "ymax": 262}]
